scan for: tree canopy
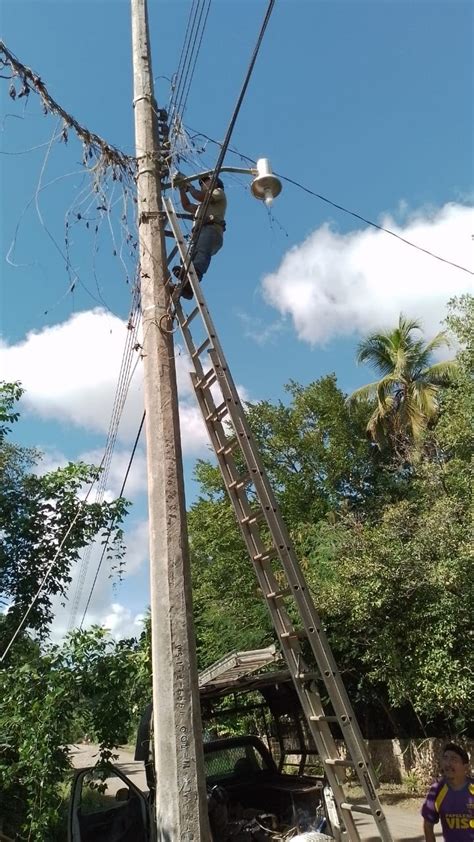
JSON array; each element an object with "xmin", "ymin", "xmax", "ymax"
[
  {"xmin": 348, "ymin": 314, "xmax": 457, "ymax": 449},
  {"xmin": 189, "ymin": 297, "xmax": 473, "ymax": 735},
  {"xmin": 0, "ymin": 382, "xmax": 128, "ymax": 645}
]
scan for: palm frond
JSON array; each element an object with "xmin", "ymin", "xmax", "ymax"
[
  {"xmin": 347, "ymin": 380, "xmax": 380, "ymax": 405},
  {"xmin": 410, "ymin": 381, "xmax": 439, "ymax": 420},
  {"xmin": 375, "ymin": 374, "xmax": 398, "ymax": 407},
  {"xmin": 399, "ymin": 394, "xmax": 428, "ymax": 442},
  {"xmin": 398, "ymin": 313, "xmax": 423, "ymax": 336},
  {"xmin": 421, "ymin": 359, "xmax": 458, "ymax": 385},
  {"xmin": 357, "ymin": 335, "xmax": 397, "ymax": 375},
  {"xmin": 423, "ymin": 331, "xmax": 451, "ymax": 355}
]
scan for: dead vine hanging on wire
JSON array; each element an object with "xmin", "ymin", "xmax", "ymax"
[{"xmin": 0, "ymin": 40, "xmax": 135, "ymax": 179}]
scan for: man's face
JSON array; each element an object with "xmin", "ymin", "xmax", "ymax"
[
  {"xmin": 442, "ymin": 750, "xmax": 469, "ymax": 784},
  {"xmin": 200, "ymin": 176, "xmax": 212, "ymax": 191}
]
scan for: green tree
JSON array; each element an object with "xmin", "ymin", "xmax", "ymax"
[
  {"xmin": 0, "ymin": 384, "xmax": 134, "ymax": 839},
  {"xmin": 0, "ymin": 382, "xmax": 128, "ymax": 644},
  {"xmin": 188, "ymin": 301, "xmax": 472, "ymax": 733},
  {"xmin": 349, "ymin": 314, "xmax": 457, "ymax": 449},
  {"xmin": 189, "ymin": 375, "xmax": 397, "ymax": 668},
  {"xmin": 0, "ymin": 627, "xmax": 141, "ymax": 840}
]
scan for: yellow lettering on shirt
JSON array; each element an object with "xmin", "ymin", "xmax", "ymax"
[{"xmin": 445, "ymin": 814, "xmax": 471, "ymax": 830}]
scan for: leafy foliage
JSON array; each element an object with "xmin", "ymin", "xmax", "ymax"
[
  {"xmin": 189, "ymin": 300, "xmax": 473, "ymax": 733},
  {"xmin": 0, "ymin": 381, "xmax": 128, "ymax": 642},
  {"xmin": 349, "ymin": 314, "xmax": 457, "ymax": 449},
  {"xmin": 0, "ymin": 384, "xmax": 135, "ymax": 839},
  {"xmin": 0, "ymin": 627, "xmax": 141, "ymax": 840}
]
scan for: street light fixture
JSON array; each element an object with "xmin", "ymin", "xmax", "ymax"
[
  {"xmin": 168, "ymin": 158, "xmax": 283, "ymax": 206},
  {"xmin": 250, "ymin": 158, "xmax": 282, "ymax": 206}
]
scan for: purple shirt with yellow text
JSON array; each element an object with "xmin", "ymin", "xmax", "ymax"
[{"xmin": 422, "ymin": 777, "xmax": 474, "ymax": 842}]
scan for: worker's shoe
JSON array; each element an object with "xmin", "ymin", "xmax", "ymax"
[
  {"xmin": 180, "ymin": 282, "xmax": 193, "ymax": 300},
  {"xmin": 172, "ymin": 265, "xmax": 184, "ymax": 280}
]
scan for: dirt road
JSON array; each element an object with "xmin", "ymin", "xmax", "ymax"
[{"xmin": 70, "ymin": 743, "xmax": 442, "ymax": 842}]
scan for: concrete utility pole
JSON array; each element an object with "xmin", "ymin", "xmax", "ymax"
[{"xmin": 130, "ymin": 1, "xmax": 210, "ymax": 838}]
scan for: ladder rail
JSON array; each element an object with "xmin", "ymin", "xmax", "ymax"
[{"xmin": 163, "ymin": 196, "xmax": 393, "ymax": 842}]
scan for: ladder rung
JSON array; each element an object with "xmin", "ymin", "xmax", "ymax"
[
  {"xmin": 216, "ymin": 436, "xmax": 239, "ymax": 455},
  {"xmin": 309, "ymin": 714, "xmax": 339, "ymax": 722},
  {"xmin": 195, "ymin": 369, "xmax": 217, "ymax": 391},
  {"xmin": 205, "ymin": 401, "xmax": 228, "ymax": 422},
  {"xmin": 192, "ymin": 337, "xmax": 211, "ymax": 358},
  {"xmin": 254, "ymin": 549, "xmax": 278, "ymax": 564},
  {"xmin": 228, "ymin": 472, "xmax": 252, "ymax": 490},
  {"xmin": 340, "ymin": 803, "xmax": 381, "ymax": 817},
  {"xmin": 240, "ymin": 510, "xmax": 265, "ymax": 526},
  {"xmin": 182, "ymin": 306, "xmax": 200, "ymax": 327},
  {"xmin": 266, "ymin": 588, "xmax": 291, "ymax": 600},
  {"xmin": 297, "ymin": 672, "xmax": 320, "ymax": 682},
  {"xmin": 280, "ymin": 629, "xmax": 306, "ymax": 641},
  {"xmin": 326, "ymin": 758, "xmax": 355, "ymax": 767}
]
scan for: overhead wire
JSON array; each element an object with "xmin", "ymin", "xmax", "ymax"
[
  {"xmin": 173, "ymin": 0, "xmax": 212, "ymax": 127},
  {"xmin": 78, "ymin": 411, "xmax": 146, "ymax": 630},
  {"xmin": 168, "ymin": 0, "xmax": 205, "ymax": 130},
  {"xmin": 185, "ymin": 126, "xmax": 474, "ymax": 277},
  {"xmin": 175, "ymin": 0, "xmax": 276, "ymax": 286},
  {"xmin": 0, "ymin": 466, "xmax": 104, "ymax": 662},
  {"xmin": 168, "ymin": 0, "xmax": 213, "ymax": 173},
  {"xmin": 67, "ymin": 292, "xmax": 142, "ymax": 629},
  {"xmin": 168, "ymin": 0, "xmax": 200, "ymax": 119}
]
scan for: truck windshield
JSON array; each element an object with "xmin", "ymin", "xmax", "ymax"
[{"xmin": 204, "ymin": 743, "xmax": 269, "ymax": 784}]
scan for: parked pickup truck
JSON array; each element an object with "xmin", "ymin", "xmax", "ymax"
[
  {"xmin": 69, "ymin": 647, "xmax": 337, "ymax": 840},
  {"xmin": 69, "ymin": 733, "xmax": 332, "ymax": 841}
]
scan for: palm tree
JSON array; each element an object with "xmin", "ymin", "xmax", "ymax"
[{"xmin": 348, "ymin": 314, "xmax": 457, "ymax": 448}]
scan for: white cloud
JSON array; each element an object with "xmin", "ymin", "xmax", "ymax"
[
  {"xmin": 100, "ymin": 603, "xmax": 145, "ymax": 641},
  {"xmin": 261, "ymin": 203, "xmax": 473, "ymax": 346},
  {"xmin": 49, "ymin": 516, "xmax": 150, "ymax": 642},
  {"xmin": 0, "ymin": 309, "xmax": 214, "ymax": 456},
  {"xmin": 80, "ymin": 446, "xmax": 148, "ymax": 500},
  {"xmin": 235, "ymin": 310, "xmax": 287, "ymax": 346},
  {"xmin": 32, "ymin": 447, "xmax": 69, "ymax": 476}
]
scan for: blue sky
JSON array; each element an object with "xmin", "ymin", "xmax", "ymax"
[{"xmin": 1, "ymin": 0, "xmax": 472, "ymax": 639}]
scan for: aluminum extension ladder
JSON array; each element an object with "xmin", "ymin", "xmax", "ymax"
[{"xmin": 163, "ymin": 196, "xmax": 393, "ymax": 842}]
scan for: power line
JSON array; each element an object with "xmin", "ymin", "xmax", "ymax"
[
  {"xmin": 168, "ymin": 0, "xmax": 200, "ymax": 119},
  {"xmin": 67, "ymin": 289, "xmax": 142, "ymax": 628},
  {"xmin": 0, "ymin": 467, "xmax": 103, "ymax": 662},
  {"xmin": 78, "ymin": 411, "xmax": 146, "ymax": 630},
  {"xmin": 169, "ymin": 0, "xmax": 210, "ymax": 132},
  {"xmin": 177, "ymin": 0, "xmax": 276, "ymax": 280},
  {"xmin": 175, "ymin": 0, "xmax": 212, "ymax": 126},
  {"xmin": 185, "ymin": 126, "xmax": 474, "ymax": 277}
]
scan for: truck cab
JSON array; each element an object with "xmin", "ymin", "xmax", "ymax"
[{"xmin": 69, "ymin": 647, "xmax": 337, "ymax": 841}]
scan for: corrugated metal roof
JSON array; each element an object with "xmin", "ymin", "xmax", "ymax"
[{"xmin": 198, "ymin": 645, "xmax": 282, "ymax": 691}]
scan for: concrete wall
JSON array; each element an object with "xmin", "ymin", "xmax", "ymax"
[
  {"xmin": 357, "ymin": 738, "xmax": 473, "ymax": 786},
  {"xmin": 272, "ymin": 738, "xmax": 473, "ymax": 787}
]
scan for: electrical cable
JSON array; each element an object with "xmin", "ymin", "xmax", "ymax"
[
  {"xmin": 185, "ymin": 126, "xmax": 474, "ymax": 277},
  {"xmin": 0, "ymin": 465, "xmax": 103, "ymax": 662},
  {"xmin": 176, "ymin": 0, "xmax": 276, "ymax": 283},
  {"xmin": 67, "ymin": 288, "xmax": 142, "ymax": 628},
  {"xmin": 173, "ymin": 0, "xmax": 212, "ymax": 128},
  {"xmin": 78, "ymin": 411, "xmax": 146, "ymax": 630},
  {"xmin": 168, "ymin": 0, "xmax": 199, "ymax": 117},
  {"xmin": 0, "ymin": 41, "xmax": 133, "ymax": 174},
  {"xmin": 168, "ymin": 0, "xmax": 204, "ymax": 129}
]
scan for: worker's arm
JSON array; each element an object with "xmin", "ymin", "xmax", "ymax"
[
  {"xmin": 423, "ymin": 820, "xmax": 436, "ymax": 842},
  {"xmin": 178, "ymin": 185, "xmax": 198, "ymax": 214},
  {"xmin": 187, "ymin": 183, "xmax": 206, "ymax": 202}
]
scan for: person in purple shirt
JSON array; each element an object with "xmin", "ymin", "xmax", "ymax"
[{"xmin": 422, "ymin": 743, "xmax": 474, "ymax": 842}]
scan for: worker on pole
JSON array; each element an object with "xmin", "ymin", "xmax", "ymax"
[{"xmin": 173, "ymin": 173, "xmax": 227, "ymax": 298}]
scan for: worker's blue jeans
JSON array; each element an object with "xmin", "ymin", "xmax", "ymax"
[{"xmin": 191, "ymin": 225, "xmax": 223, "ymax": 280}]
